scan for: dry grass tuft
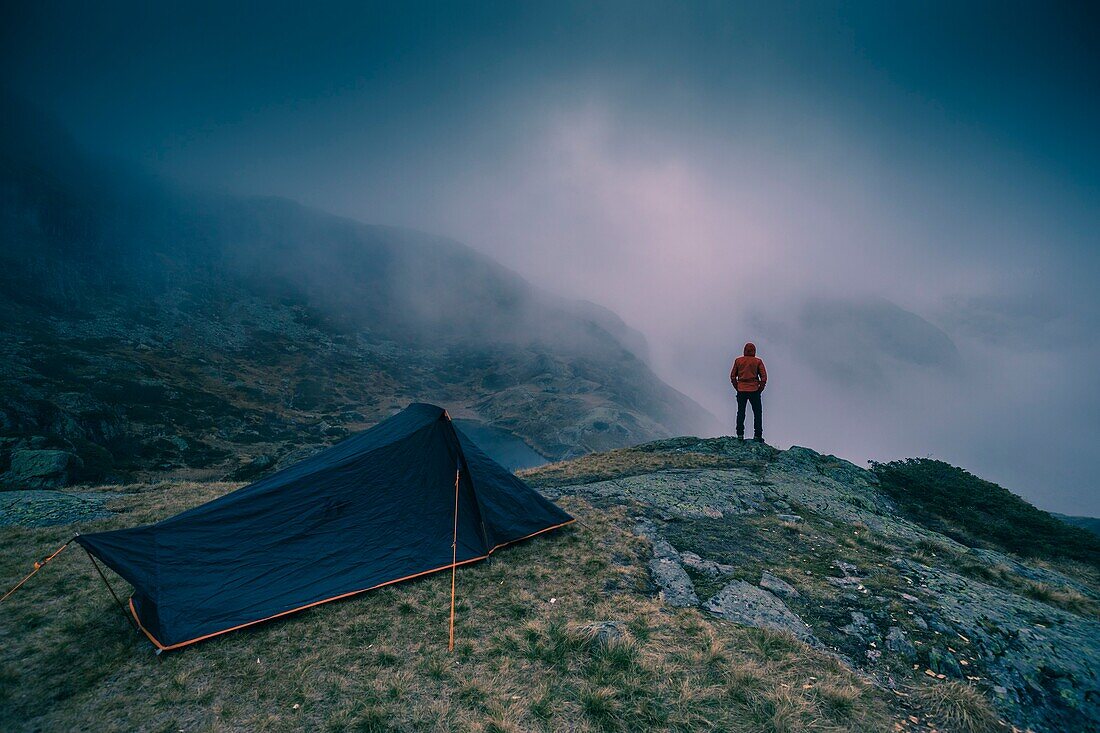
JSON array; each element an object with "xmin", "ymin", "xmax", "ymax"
[
  {"xmin": 916, "ymin": 681, "xmax": 1005, "ymax": 733},
  {"xmin": 780, "ymin": 521, "xmax": 803, "ymax": 535},
  {"xmin": 1022, "ymin": 581, "xmax": 1099, "ymax": 616}
]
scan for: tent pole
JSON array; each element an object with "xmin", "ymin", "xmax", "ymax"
[
  {"xmin": 83, "ymin": 546, "xmax": 138, "ymax": 632},
  {"xmin": 449, "ymin": 466, "xmax": 460, "ymax": 651}
]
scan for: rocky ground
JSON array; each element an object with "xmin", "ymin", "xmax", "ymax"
[
  {"xmin": 5, "ymin": 436, "xmax": 1096, "ymax": 731},
  {"xmin": 525, "ymin": 438, "xmax": 1100, "ymax": 733}
]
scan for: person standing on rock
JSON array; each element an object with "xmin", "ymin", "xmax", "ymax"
[{"xmin": 730, "ymin": 342, "xmax": 767, "ymax": 442}]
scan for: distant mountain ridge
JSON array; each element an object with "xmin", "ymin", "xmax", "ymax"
[{"xmin": 0, "ymin": 100, "xmax": 718, "ymax": 484}]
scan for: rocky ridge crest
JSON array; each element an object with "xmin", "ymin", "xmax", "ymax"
[{"xmin": 526, "ymin": 438, "xmax": 1100, "ymax": 733}]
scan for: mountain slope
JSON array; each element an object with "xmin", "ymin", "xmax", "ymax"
[{"xmin": 0, "ymin": 104, "xmax": 718, "ymax": 483}]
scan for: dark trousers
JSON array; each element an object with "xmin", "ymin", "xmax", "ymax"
[{"xmin": 736, "ymin": 390, "xmax": 763, "ymax": 438}]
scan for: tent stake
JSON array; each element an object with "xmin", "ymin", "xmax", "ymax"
[{"xmin": 83, "ymin": 547, "xmax": 138, "ymax": 632}]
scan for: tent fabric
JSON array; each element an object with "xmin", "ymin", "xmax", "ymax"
[{"xmin": 76, "ymin": 403, "xmax": 573, "ymax": 650}]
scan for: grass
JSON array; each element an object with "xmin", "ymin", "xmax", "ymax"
[
  {"xmin": 518, "ymin": 447, "xmax": 743, "ymax": 489},
  {"xmin": 0, "ymin": 482, "xmax": 896, "ymax": 732}
]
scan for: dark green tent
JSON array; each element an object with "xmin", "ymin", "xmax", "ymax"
[{"xmin": 76, "ymin": 404, "xmax": 572, "ymax": 650}]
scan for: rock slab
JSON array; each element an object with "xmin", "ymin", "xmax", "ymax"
[
  {"xmin": 649, "ymin": 557, "xmax": 700, "ymax": 607},
  {"xmin": 0, "ymin": 490, "xmax": 114, "ymax": 527},
  {"xmin": 704, "ymin": 580, "xmax": 815, "ymax": 641},
  {"xmin": 759, "ymin": 570, "xmax": 800, "ymax": 598}
]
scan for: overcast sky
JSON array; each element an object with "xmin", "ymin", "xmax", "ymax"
[{"xmin": 4, "ymin": 2, "xmax": 1098, "ymax": 513}]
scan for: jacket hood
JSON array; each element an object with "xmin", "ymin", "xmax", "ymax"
[{"xmin": 743, "ymin": 342, "xmax": 756, "ymax": 357}]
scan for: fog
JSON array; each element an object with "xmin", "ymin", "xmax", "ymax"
[{"xmin": 4, "ymin": 2, "xmax": 1098, "ymax": 513}]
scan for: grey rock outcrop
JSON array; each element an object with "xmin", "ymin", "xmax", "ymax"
[
  {"xmin": 634, "ymin": 517, "xmax": 679, "ymax": 560},
  {"xmin": 532, "ymin": 435, "xmax": 1100, "ymax": 733},
  {"xmin": 827, "ymin": 560, "xmax": 868, "ymax": 593},
  {"xmin": 840, "ymin": 611, "xmax": 876, "ymax": 640},
  {"xmin": 0, "ymin": 490, "xmax": 114, "ymax": 527},
  {"xmin": 928, "ymin": 647, "xmax": 963, "ymax": 679},
  {"xmin": 649, "ymin": 557, "xmax": 700, "ymax": 607},
  {"xmin": 635, "ymin": 518, "xmax": 699, "ymax": 607},
  {"xmin": 680, "ymin": 551, "xmax": 737, "ymax": 577},
  {"xmin": 569, "ymin": 468, "xmax": 768, "ymax": 519},
  {"xmin": 4, "ymin": 450, "xmax": 83, "ymax": 489},
  {"xmin": 884, "ymin": 626, "xmax": 917, "ymax": 661},
  {"xmin": 759, "ymin": 570, "xmax": 800, "ymax": 598},
  {"xmin": 703, "ymin": 580, "xmax": 816, "ymax": 642}
]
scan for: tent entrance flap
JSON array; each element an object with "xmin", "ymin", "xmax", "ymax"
[{"xmin": 75, "ymin": 403, "xmax": 574, "ymax": 650}]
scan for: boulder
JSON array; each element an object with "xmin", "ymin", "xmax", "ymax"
[
  {"xmin": 575, "ymin": 620, "xmax": 626, "ymax": 649},
  {"xmin": 928, "ymin": 647, "xmax": 963, "ymax": 678},
  {"xmin": 649, "ymin": 557, "xmax": 699, "ymax": 607},
  {"xmin": 633, "ymin": 518, "xmax": 680, "ymax": 560},
  {"xmin": 228, "ymin": 454, "xmax": 277, "ymax": 481},
  {"xmin": 885, "ymin": 627, "xmax": 918, "ymax": 661},
  {"xmin": 828, "ymin": 560, "xmax": 867, "ymax": 592},
  {"xmin": 680, "ymin": 551, "xmax": 737, "ymax": 577},
  {"xmin": 5, "ymin": 450, "xmax": 83, "ymax": 489},
  {"xmin": 704, "ymin": 580, "xmax": 815, "ymax": 641},
  {"xmin": 833, "ymin": 560, "xmax": 861, "ymax": 576},
  {"xmin": 759, "ymin": 570, "xmax": 800, "ymax": 598},
  {"xmin": 840, "ymin": 611, "xmax": 876, "ymax": 640}
]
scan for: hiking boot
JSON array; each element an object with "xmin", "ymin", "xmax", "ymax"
[
  {"xmin": 736, "ymin": 435, "xmax": 745, "ymax": 442},
  {"xmin": 753, "ymin": 436, "xmax": 764, "ymax": 443}
]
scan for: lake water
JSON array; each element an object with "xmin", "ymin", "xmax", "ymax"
[{"xmin": 453, "ymin": 419, "xmax": 548, "ymax": 472}]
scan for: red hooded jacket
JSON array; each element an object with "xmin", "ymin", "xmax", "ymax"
[{"xmin": 731, "ymin": 342, "xmax": 767, "ymax": 393}]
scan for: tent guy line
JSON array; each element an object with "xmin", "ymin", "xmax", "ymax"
[{"xmin": 0, "ymin": 539, "xmax": 71, "ymax": 603}]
